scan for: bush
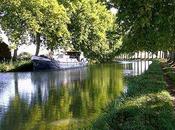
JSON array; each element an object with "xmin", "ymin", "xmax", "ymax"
[
  {"xmin": 0, "ymin": 60, "xmax": 33, "ymax": 72},
  {"xmin": 11, "ymin": 60, "xmax": 33, "ymax": 72},
  {"xmin": 0, "ymin": 62, "xmax": 14, "ymax": 72}
]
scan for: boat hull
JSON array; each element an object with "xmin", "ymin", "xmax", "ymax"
[{"xmin": 32, "ymin": 56, "xmax": 88, "ymax": 71}]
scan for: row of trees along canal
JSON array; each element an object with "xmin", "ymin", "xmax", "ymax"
[
  {"xmin": 0, "ymin": 0, "xmax": 120, "ymax": 63},
  {"xmin": 0, "ymin": 0, "xmax": 175, "ymax": 62},
  {"xmin": 105, "ymin": 0, "xmax": 175, "ymax": 62},
  {"xmin": 116, "ymin": 51, "xmax": 171, "ymax": 60}
]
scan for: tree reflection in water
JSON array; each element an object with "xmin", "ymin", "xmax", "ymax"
[{"xmin": 0, "ymin": 64, "xmax": 124, "ymax": 130}]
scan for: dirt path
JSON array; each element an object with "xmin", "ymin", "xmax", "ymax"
[
  {"xmin": 162, "ymin": 63, "xmax": 175, "ymax": 109},
  {"xmin": 163, "ymin": 74, "xmax": 175, "ymax": 108}
]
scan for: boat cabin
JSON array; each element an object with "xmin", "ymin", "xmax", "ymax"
[
  {"xmin": 66, "ymin": 52, "xmax": 81, "ymax": 61},
  {"xmin": 66, "ymin": 51, "xmax": 85, "ymax": 62}
]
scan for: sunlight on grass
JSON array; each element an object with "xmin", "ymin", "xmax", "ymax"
[{"xmin": 0, "ymin": 60, "xmax": 32, "ymax": 72}]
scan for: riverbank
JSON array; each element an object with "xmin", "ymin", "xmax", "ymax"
[
  {"xmin": 92, "ymin": 61, "xmax": 175, "ymax": 130},
  {"xmin": 0, "ymin": 60, "xmax": 33, "ymax": 72}
]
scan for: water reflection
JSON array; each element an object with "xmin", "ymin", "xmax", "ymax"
[
  {"xmin": 120, "ymin": 60, "xmax": 152, "ymax": 76},
  {"xmin": 0, "ymin": 64, "xmax": 124, "ymax": 130}
]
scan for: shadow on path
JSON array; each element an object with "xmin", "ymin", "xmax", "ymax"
[{"xmin": 162, "ymin": 62, "xmax": 175, "ymax": 110}]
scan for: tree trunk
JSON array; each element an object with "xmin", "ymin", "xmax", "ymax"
[
  {"xmin": 152, "ymin": 52, "xmax": 154, "ymax": 59},
  {"xmin": 159, "ymin": 51, "xmax": 162, "ymax": 58},
  {"xmin": 159, "ymin": 51, "xmax": 161, "ymax": 58},
  {"xmin": 173, "ymin": 52, "xmax": 175, "ymax": 62},
  {"xmin": 156, "ymin": 52, "xmax": 158, "ymax": 58},
  {"xmin": 169, "ymin": 51, "xmax": 175, "ymax": 62},
  {"xmin": 137, "ymin": 52, "xmax": 139, "ymax": 59},
  {"xmin": 140, "ymin": 51, "xmax": 142, "ymax": 59},
  {"xmin": 164, "ymin": 51, "xmax": 167, "ymax": 59},
  {"xmin": 12, "ymin": 48, "xmax": 18, "ymax": 61},
  {"xmin": 35, "ymin": 33, "xmax": 41, "ymax": 56},
  {"xmin": 144, "ymin": 51, "xmax": 146, "ymax": 59},
  {"xmin": 158, "ymin": 51, "xmax": 160, "ymax": 58},
  {"xmin": 169, "ymin": 51, "xmax": 172, "ymax": 61},
  {"xmin": 162, "ymin": 51, "xmax": 164, "ymax": 59},
  {"xmin": 170, "ymin": 52, "xmax": 173, "ymax": 61}
]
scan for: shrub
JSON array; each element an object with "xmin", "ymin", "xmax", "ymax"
[{"xmin": 0, "ymin": 60, "xmax": 33, "ymax": 72}]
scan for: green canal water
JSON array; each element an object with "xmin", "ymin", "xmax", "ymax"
[{"xmin": 0, "ymin": 61, "xmax": 151, "ymax": 130}]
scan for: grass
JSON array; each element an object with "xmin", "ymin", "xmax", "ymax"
[
  {"xmin": 0, "ymin": 60, "xmax": 33, "ymax": 72},
  {"xmin": 91, "ymin": 61, "xmax": 175, "ymax": 130}
]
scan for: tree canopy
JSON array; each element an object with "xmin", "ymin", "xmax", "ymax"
[
  {"xmin": 109, "ymin": 0, "xmax": 175, "ymax": 53},
  {"xmin": 0, "ymin": 0, "xmax": 70, "ymax": 53},
  {"xmin": 0, "ymin": 0, "xmax": 121, "ymax": 62},
  {"xmin": 60, "ymin": 0, "xmax": 120, "ymax": 62}
]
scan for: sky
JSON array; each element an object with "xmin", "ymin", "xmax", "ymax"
[
  {"xmin": 111, "ymin": 7, "xmax": 117, "ymax": 14},
  {"xmin": 0, "ymin": 29, "xmax": 48, "ymax": 55}
]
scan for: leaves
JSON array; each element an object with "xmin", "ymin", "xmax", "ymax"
[
  {"xmin": 0, "ymin": 0, "xmax": 70, "ymax": 49},
  {"xmin": 111, "ymin": 0, "xmax": 175, "ymax": 52},
  {"xmin": 0, "ymin": 0, "xmax": 121, "ymax": 62},
  {"xmin": 65, "ymin": 0, "xmax": 120, "ymax": 62}
]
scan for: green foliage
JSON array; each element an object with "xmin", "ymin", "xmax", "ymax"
[
  {"xmin": 0, "ymin": 62, "xmax": 14, "ymax": 72},
  {"xmin": 110, "ymin": 0, "xmax": 175, "ymax": 53},
  {"xmin": 60, "ymin": 0, "xmax": 121, "ymax": 62},
  {"xmin": 65, "ymin": 0, "xmax": 118, "ymax": 61},
  {"xmin": 0, "ymin": 60, "xmax": 33, "ymax": 72},
  {"xmin": 0, "ymin": 0, "xmax": 70, "ymax": 49},
  {"xmin": 0, "ymin": 0, "xmax": 121, "ymax": 62},
  {"xmin": 92, "ymin": 61, "xmax": 175, "ymax": 130}
]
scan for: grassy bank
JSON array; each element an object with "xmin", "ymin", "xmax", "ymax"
[
  {"xmin": 92, "ymin": 61, "xmax": 175, "ymax": 130},
  {"xmin": 0, "ymin": 60, "xmax": 33, "ymax": 72}
]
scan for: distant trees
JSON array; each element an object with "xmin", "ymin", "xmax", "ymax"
[{"xmin": 108, "ymin": 0, "xmax": 175, "ymax": 61}]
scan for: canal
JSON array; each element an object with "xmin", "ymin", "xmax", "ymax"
[{"xmin": 0, "ymin": 60, "xmax": 151, "ymax": 130}]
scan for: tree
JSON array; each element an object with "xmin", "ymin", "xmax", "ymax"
[
  {"xmin": 60, "ymin": 0, "xmax": 121, "ymax": 62},
  {"xmin": 0, "ymin": 0, "xmax": 121, "ymax": 62},
  {"xmin": 0, "ymin": 0, "xmax": 70, "ymax": 56},
  {"xmin": 110, "ymin": 0, "xmax": 175, "ymax": 60}
]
